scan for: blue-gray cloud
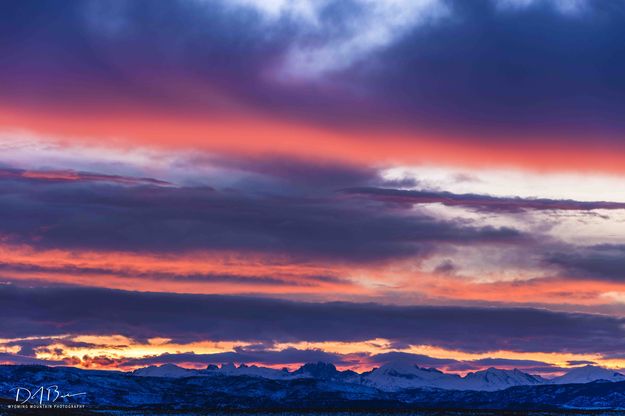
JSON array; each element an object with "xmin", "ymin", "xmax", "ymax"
[
  {"xmin": 0, "ymin": 169, "xmax": 520, "ymax": 261},
  {"xmin": 2, "ymin": 285, "xmax": 625, "ymax": 355},
  {"xmin": 547, "ymin": 245, "xmax": 625, "ymax": 282}
]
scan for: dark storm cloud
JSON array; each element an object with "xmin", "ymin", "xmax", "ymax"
[
  {"xmin": 343, "ymin": 187, "xmax": 625, "ymax": 212},
  {"xmin": 360, "ymin": 0, "xmax": 625, "ymax": 140},
  {"xmin": 2, "ymin": 285, "xmax": 625, "ymax": 355},
  {"xmin": 3, "ymin": 1, "xmax": 625, "ymax": 141},
  {"xmin": 0, "ymin": 172, "xmax": 520, "ymax": 261},
  {"xmin": 546, "ymin": 245, "xmax": 625, "ymax": 282}
]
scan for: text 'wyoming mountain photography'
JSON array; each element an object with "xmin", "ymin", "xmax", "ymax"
[{"xmin": 2, "ymin": 0, "xmax": 625, "ymax": 414}]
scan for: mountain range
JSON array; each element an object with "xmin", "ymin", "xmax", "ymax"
[
  {"xmin": 133, "ymin": 361, "xmax": 625, "ymax": 391},
  {"xmin": 2, "ymin": 363, "xmax": 625, "ymax": 412}
]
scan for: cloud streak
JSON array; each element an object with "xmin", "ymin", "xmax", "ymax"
[
  {"xmin": 2, "ymin": 286, "xmax": 625, "ymax": 355},
  {"xmin": 343, "ymin": 187, "xmax": 625, "ymax": 212},
  {"xmin": 0, "ymin": 168, "xmax": 171, "ymax": 186}
]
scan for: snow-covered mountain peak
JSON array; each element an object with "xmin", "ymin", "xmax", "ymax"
[
  {"xmin": 133, "ymin": 363, "xmax": 197, "ymax": 378},
  {"xmin": 552, "ymin": 365, "xmax": 625, "ymax": 384},
  {"xmin": 462, "ymin": 367, "xmax": 544, "ymax": 391},
  {"xmin": 363, "ymin": 361, "xmax": 461, "ymax": 391}
]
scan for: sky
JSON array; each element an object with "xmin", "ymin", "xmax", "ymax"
[{"xmin": 1, "ymin": 0, "xmax": 625, "ymax": 376}]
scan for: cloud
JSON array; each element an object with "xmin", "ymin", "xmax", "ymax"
[
  {"xmin": 343, "ymin": 187, "xmax": 625, "ymax": 212},
  {"xmin": 194, "ymin": 154, "xmax": 380, "ymax": 191},
  {"xmin": 0, "ymin": 333, "xmax": 567, "ymax": 373},
  {"xmin": 356, "ymin": 0, "xmax": 625, "ymax": 139},
  {"xmin": 0, "ymin": 168, "xmax": 171, "ymax": 186},
  {"xmin": 0, "ymin": 261, "xmax": 344, "ymax": 288},
  {"xmin": 276, "ymin": 0, "xmax": 449, "ymax": 79},
  {"xmin": 0, "ymin": 353, "xmax": 65, "ymax": 366},
  {"xmin": 368, "ymin": 351, "xmax": 457, "ymax": 367},
  {"xmin": 495, "ymin": 0, "xmax": 588, "ymax": 15},
  {"xmin": 119, "ymin": 347, "xmax": 344, "ymax": 368},
  {"xmin": 454, "ymin": 357, "xmax": 556, "ymax": 372},
  {"xmin": 567, "ymin": 360, "xmax": 597, "ymax": 366},
  {"xmin": 2, "ymin": 286, "xmax": 625, "ymax": 355},
  {"xmin": 0, "ymin": 169, "xmax": 520, "ymax": 261},
  {"xmin": 2, "ymin": 0, "xmax": 625, "ymax": 144},
  {"xmin": 546, "ymin": 245, "xmax": 625, "ymax": 282}
]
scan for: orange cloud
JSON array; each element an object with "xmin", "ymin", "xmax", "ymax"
[
  {"xmin": 413, "ymin": 274, "xmax": 625, "ymax": 306},
  {"xmin": 1, "ymin": 242, "xmax": 624, "ymax": 306},
  {"xmin": 0, "ymin": 243, "xmax": 364, "ymax": 296}
]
